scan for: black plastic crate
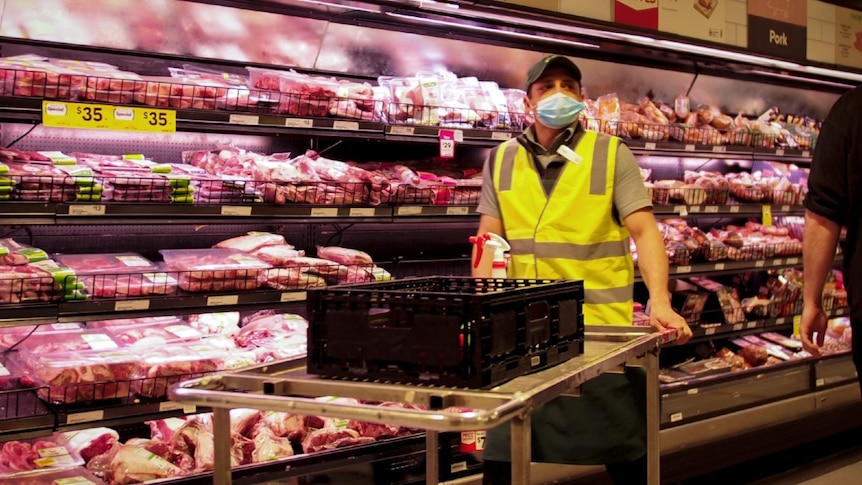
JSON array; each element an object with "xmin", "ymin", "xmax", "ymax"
[{"xmin": 306, "ymin": 277, "xmax": 584, "ymax": 389}]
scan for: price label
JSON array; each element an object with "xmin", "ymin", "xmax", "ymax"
[
  {"xmin": 221, "ymin": 206, "xmax": 252, "ymax": 216},
  {"xmin": 66, "ymin": 410, "xmax": 105, "ymax": 425},
  {"xmin": 229, "ymin": 114, "xmax": 260, "ymax": 125},
  {"xmin": 705, "ymin": 327, "xmax": 716, "ymax": 335},
  {"xmin": 43, "ymin": 101, "xmax": 175, "ymax": 133},
  {"xmin": 786, "ymin": 257, "xmax": 800, "ymax": 265},
  {"xmin": 446, "ymin": 206, "xmax": 470, "ymax": 215},
  {"xmin": 453, "ymin": 130, "xmax": 464, "ymax": 142},
  {"xmin": 705, "ymin": 206, "xmax": 719, "ymax": 213},
  {"xmin": 491, "ymin": 132, "xmax": 512, "ymax": 140},
  {"xmin": 68, "ymin": 204, "xmax": 106, "ymax": 216},
  {"xmin": 776, "ymin": 148, "xmax": 785, "ymax": 156},
  {"xmin": 439, "ymin": 129, "xmax": 456, "ymax": 159},
  {"xmin": 397, "ymin": 206, "xmax": 423, "ymax": 216},
  {"xmin": 280, "ymin": 291, "xmax": 307, "ymax": 302},
  {"xmin": 781, "ymin": 205, "xmax": 791, "ymax": 212},
  {"xmin": 776, "ymin": 317, "xmax": 788, "ymax": 325},
  {"xmin": 285, "ymin": 118, "xmax": 313, "ymax": 128},
  {"xmin": 747, "ymin": 322, "xmax": 757, "ymax": 329},
  {"xmin": 730, "ymin": 206, "xmax": 740, "ymax": 213},
  {"xmin": 762, "ymin": 204, "xmax": 773, "ymax": 226},
  {"xmin": 82, "ymin": 333, "xmax": 118, "ymax": 351},
  {"xmin": 712, "ymin": 145, "xmax": 727, "ymax": 153},
  {"xmin": 54, "ymin": 477, "xmax": 96, "ymax": 485},
  {"xmin": 687, "ymin": 388, "xmax": 699, "ymax": 395},
  {"xmin": 714, "ymin": 263, "xmax": 726, "ymax": 270},
  {"xmin": 114, "ymin": 300, "xmax": 151, "ymax": 311},
  {"xmin": 349, "ymin": 208, "xmax": 376, "ymax": 217},
  {"xmin": 159, "ymin": 401, "xmax": 185, "ymax": 412},
  {"xmin": 676, "ymin": 265, "xmax": 692, "ymax": 274},
  {"xmin": 644, "ymin": 142, "xmax": 657, "ymax": 150},
  {"xmin": 733, "ymin": 323, "xmax": 743, "ymax": 331},
  {"xmin": 670, "ymin": 412, "xmax": 683, "ymax": 423},
  {"xmin": 816, "ymin": 378, "xmax": 825, "ymax": 387},
  {"xmin": 802, "ymin": 150, "xmax": 811, "ymax": 158},
  {"xmin": 310, "ymin": 208, "xmax": 338, "ymax": 217},
  {"xmin": 333, "ymin": 121, "xmax": 359, "ymax": 131},
  {"xmin": 451, "ymin": 462, "xmax": 468, "ymax": 473},
  {"xmin": 207, "ymin": 295, "xmax": 239, "ymax": 306},
  {"xmin": 772, "ymin": 259, "xmax": 784, "ymax": 266},
  {"xmin": 674, "ymin": 206, "xmax": 688, "ymax": 216},
  {"xmin": 52, "ymin": 323, "xmax": 81, "ymax": 330},
  {"xmin": 755, "ymin": 260, "xmax": 766, "ymax": 268},
  {"xmin": 390, "ymin": 126, "xmax": 415, "ymax": 135},
  {"xmin": 684, "ymin": 144, "xmax": 696, "ymax": 152}
]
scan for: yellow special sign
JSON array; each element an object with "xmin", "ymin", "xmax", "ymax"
[{"xmin": 42, "ymin": 101, "xmax": 176, "ymax": 133}]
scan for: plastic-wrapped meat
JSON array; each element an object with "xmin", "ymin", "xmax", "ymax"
[
  {"xmin": 214, "ymin": 232, "xmax": 287, "ymax": 253},
  {"xmin": 251, "ymin": 334, "xmax": 307, "ymax": 363},
  {"xmin": 25, "ymin": 349, "xmax": 140, "ymax": 404},
  {"xmin": 82, "ymin": 272, "xmax": 178, "ymax": 298},
  {"xmin": 61, "ymin": 427, "xmax": 119, "ymax": 464},
  {"xmin": 265, "ymin": 267, "xmax": 326, "ymax": 290},
  {"xmin": 0, "ymin": 264, "xmax": 55, "ymax": 304},
  {"xmin": 160, "ymin": 248, "xmax": 270, "ymax": 293},
  {"xmin": 316, "ymin": 245, "xmax": 373, "ymax": 266},
  {"xmin": 251, "ymin": 427, "xmax": 295, "ymax": 462},
  {"xmin": 252, "ymin": 245, "xmax": 305, "ymax": 266},
  {"xmin": 301, "ymin": 428, "xmax": 375, "ymax": 453},
  {"xmin": 263, "ymin": 181, "xmax": 370, "ymax": 206},
  {"xmin": 107, "ymin": 444, "xmax": 184, "ymax": 484},
  {"xmin": 251, "ymin": 411, "xmax": 307, "ymax": 442},
  {"xmin": 230, "ymin": 408, "xmax": 263, "ymax": 437},
  {"xmin": 347, "ymin": 420, "xmax": 400, "ymax": 439},
  {"xmin": 336, "ymin": 267, "xmax": 376, "ymax": 284},
  {"xmin": 187, "ymin": 312, "xmax": 241, "ymax": 336},
  {"xmin": 234, "ymin": 313, "xmax": 308, "ymax": 348},
  {"xmin": 133, "ymin": 345, "xmax": 222, "ymax": 398},
  {"xmin": 147, "ymin": 417, "xmax": 187, "ymax": 442}
]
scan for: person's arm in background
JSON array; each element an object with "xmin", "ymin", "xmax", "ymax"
[
  {"xmin": 802, "ymin": 211, "xmax": 841, "ymax": 355},
  {"xmin": 625, "ymin": 209, "xmax": 692, "ymax": 344},
  {"xmin": 802, "ymin": 94, "xmax": 849, "ymax": 355}
]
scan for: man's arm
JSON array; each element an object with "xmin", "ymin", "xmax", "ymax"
[
  {"xmin": 801, "ymin": 210, "xmax": 841, "ymax": 355},
  {"xmin": 472, "ymin": 215, "xmax": 504, "ymax": 277},
  {"xmin": 624, "ymin": 209, "xmax": 692, "ymax": 344}
]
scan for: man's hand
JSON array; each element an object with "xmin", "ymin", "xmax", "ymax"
[
  {"xmin": 649, "ymin": 303, "xmax": 693, "ymax": 344},
  {"xmin": 800, "ymin": 303, "xmax": 828, "ymax": 357}
]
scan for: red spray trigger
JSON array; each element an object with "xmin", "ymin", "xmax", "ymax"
[{"xmin": 469, "ymin": 234, "xmax": 491, "ymax": 268}]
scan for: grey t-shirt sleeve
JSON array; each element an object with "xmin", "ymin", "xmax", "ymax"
[
  {"xmin": 476, "ymin": 149, "xmax": 502, "ymax": 219},
  {"xmin": 613, "ymin": 142, "xmax": 652, "ymax": 221}
]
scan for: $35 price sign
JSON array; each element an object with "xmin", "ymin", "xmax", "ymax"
[{"xmin": 42, "ymin": 101, "xmax": 176, "ymax": 133}]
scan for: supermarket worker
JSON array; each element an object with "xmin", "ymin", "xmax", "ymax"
[{"xmin": 473, "ymin": 55, "xmax": 693, "ymax": 485}]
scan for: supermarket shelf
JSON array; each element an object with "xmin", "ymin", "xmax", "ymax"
[
  {"xmin": 55, "ymin": 398, "xmax": 204, "ymax": 432},
  {"xmin": 628, "ymin": 139, "xmax": 813, "ymax": 163},
  {"xmin": 0, "ymin": 388, "xmax": 55, "ymax": 441},
  {"xmin": 635, "ymin": 255, "xmax": 810, "ymax": 282},
  {"xmin": 0, "ymin": 201, "xmax": 803, "ymax": 224},
  {"xmin": 653, "ymin": 203, "xmax": 805, "ymax": 217},
  {"xmin": 0, "ymin": 290, "xmax": 308, "ymax": 327},
  {"xmin": 0, "ymin": 97, "xmax": 815, "ymax": 162}
]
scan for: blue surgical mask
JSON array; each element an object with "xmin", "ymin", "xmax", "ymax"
[{"xmin": 534, "ymin": 92, "xmax": 585, "ymax": 129}]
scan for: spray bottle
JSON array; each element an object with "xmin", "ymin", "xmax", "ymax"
[{"xmin": 469, "ymin": 232, "xmax": 511, "ymax": 278}]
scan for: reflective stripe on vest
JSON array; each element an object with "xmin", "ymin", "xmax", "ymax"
[{"xmin": 493, "ymin": 131, "xmax": 634, "ymax": 325}]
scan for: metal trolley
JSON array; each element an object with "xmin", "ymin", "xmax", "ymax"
[{"xmin": 171, "ymin": 326, "xmax": 664, "ymax": 485}]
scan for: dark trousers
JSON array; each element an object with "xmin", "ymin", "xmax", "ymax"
[{"xmin": 482, "ymin": 454, "xmax": 648, "ymax": 485}]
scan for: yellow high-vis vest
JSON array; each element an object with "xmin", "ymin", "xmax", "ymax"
[{"xmin": 493, "ymin": 130, "xmax": 634, "ymax": 325}]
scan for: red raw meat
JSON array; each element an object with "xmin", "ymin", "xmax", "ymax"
[
  {"xmin": 147, "ymin": 417, "xmax": 187, "ymax": 442},
  {"xmin": 235, "ymin": 313, "xmax": 307, "ymax": 349},
  {"xmin": 230, "ymin": 408, "xmax": 262, "ymax": 437},
  {"xmin": 106, "ymin": 445, "xmax": 183, "ymax": 484},
  {"xmin": 62, "ymin": 427, "xmax": 119, "ymax": 464},
  {"xmin": 214, "ymin": 232, "xmax": 287, "ymax": 253},
  {"xmin": 301, "ymin": 428, "xmax": 375, "ymax": 453},
  {"xmin": 252, "ymin": 412, "xmax": 306, "ymax": 442},
  {"xmin": 251, "ymin": 427, "xmax": 295, "ymax": 462}
]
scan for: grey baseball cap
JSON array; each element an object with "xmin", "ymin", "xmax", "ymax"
[{"xmin": 525, "ymin": 55, "xmax": 582, "ymax": 92}]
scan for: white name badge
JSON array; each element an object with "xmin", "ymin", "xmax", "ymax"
[{"xmin": 556, "ymin": 145, "xmax": 582, "ymax": 165}]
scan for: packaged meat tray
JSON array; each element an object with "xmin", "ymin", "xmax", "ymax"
[
  {"xmin": 87, "ymin": 315, "xmax": 185, "ymax": 329},
  {"xmin": 107, "ymin": 322, "xmax": 203, "ymax": 349},
  {"xmin": 132, "ymin": 344, "xmax": 225, "ymax": 398},
  {"xmin": 0, "ymin": 434, "xmax": 85, "ymax": 479},
  {"xmin": 0, "ymin": 239, "xmax": 49, "ymax": 266},
  {"xmin": 78, "ymin": 271, "xmax": 179, "ymax": 298},
  {"xmin": 20, "ymin": 330, "xmax": 120, "ymax": 355},
  {"xmin": 0, "ymin": 264, "xmax": 56, "ymax": 304},
  {"xmin": 4, "ymin": 467, "xmax": 106, "ymax": 484},
  {"xmin": 159, "ymin": 248, "xmax": 270, "ymax": 292},
  {"xmin": 0, "ymin": 354, "xmax": 29, "ymax": 390},
  {"xmin": 53, "ymin": 253, "xmax": 157, "ymax": 275},
  {"xmin": 22, "ymin": 349, "xmax": 141, "ymax": 404}
]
